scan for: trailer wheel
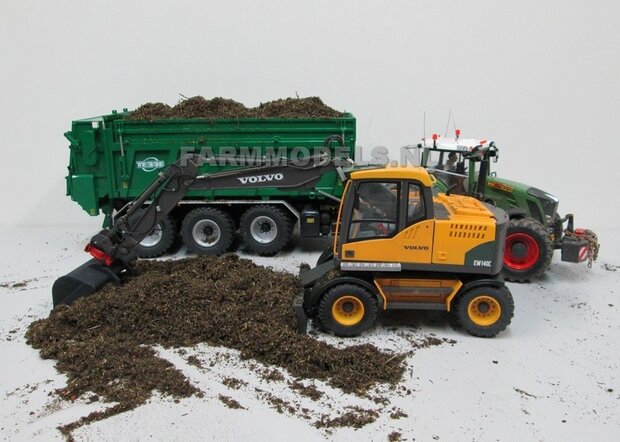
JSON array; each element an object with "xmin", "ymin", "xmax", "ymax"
[
  {"xmin": 240, "ymin": 205, "xmax": 293, "ymax": 255},
  {"xmin": 454, "ymin": 285, "xmax": 514, "ymax": 337},
  {"xmin": 318, "ymin": 284, "xmax": 378, "ymax": 337},
  {"xmin": 135, "ymin": 213, "xmax": 177, "ymax": 259},
  {"xmin": 181, "ymin": 207, "xmax": 235, "ymax": 255},
  {"xmin": 503, "ymin": 218, "xmax": 554, "ymax": 282}
]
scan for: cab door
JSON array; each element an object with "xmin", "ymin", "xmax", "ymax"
[{"xmin": 398, "ymin": 182, "xmax": 434, "ymax": 264}]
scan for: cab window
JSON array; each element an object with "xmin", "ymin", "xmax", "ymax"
[
  {"xmin": 425, "ymin": 150, "xmax": 466, "ymax": 190},
  {"xmin": 407, "ymin": 182, "xmax": 425, "ymax": 225},
  {"xmin": 348, "ymin": 181, "xmax": 399, "ymax": 240}
]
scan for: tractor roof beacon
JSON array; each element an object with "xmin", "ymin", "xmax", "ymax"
[{"xmin": 414, "ymin": 131, "xmax": 599, "ymax": 282}]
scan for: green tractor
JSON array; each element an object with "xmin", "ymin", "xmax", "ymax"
[{"xmin": 414, "ymin": 132, "xmax": 598, "ymax": 282}]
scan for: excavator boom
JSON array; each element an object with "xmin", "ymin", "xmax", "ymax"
[{"xmin": 52, "ymin": 155, "xmax": 337, "ymax": 306}]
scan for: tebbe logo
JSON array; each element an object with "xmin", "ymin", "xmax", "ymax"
[
  {"xmin": 237, "ymin": 173, "xmax": 284, "ymax": 184},
  {"xmin": 136, "ymin": 157, "xmax": 165, "ymax": 172}
]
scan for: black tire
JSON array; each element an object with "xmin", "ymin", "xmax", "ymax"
[
  {"xmin": 135, "ymin": 212, "xmax": 177, "ymax": 258},
  {"xmin": 502, "ymin": 217, "xmax": 554, "ymax": 282},
  {"xmin": 318, "ymin": 283, "xmax": 378, "ymax": 337},
  {"xmin": 316, "ymin": 248, "xmax": 334, "ymax": 266},
  {"xmin": 240, "ymin": 205, "xmax": 293, "ymax": 256},
  {"xmin": 181, "ymin": 207, "xmax": 235, "ymax": 255},
  {"xmin": 453, "ymin": 285, "xmax": 514, "ymax": 337}
]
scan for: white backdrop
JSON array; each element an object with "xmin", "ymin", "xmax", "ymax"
[{"xmin": 1, "ymin": 0, "xmax": 618, "ymax": 229}]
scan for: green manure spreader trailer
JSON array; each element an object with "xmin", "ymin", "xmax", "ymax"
[{"xmin": 65, "ymin": 109, "xmax": 355, "ymax": 257}]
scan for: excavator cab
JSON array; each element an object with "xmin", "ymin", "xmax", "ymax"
[{"xmin": 333, "ymin": 167, "xmax": 435, "ymax": 264}]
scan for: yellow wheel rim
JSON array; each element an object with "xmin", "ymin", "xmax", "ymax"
[
  {"xmin": 467, "ymin": 296, "xmax": 501, "ymax": 326},
  {"xmin": 332, "ymin": 296, "xmax": 365, "ymax": 326}
]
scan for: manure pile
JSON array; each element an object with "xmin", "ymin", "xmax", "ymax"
[{"xmin": 27, "ymin": 255, "xmax": 407, "ymax": 437}]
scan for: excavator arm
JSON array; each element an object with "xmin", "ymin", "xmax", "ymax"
[
  {"xmin": 86, "ymin": 157, "xmax": 201, "ymax": 267},
  {"xmin": 52, "ymin": 154, "xmax": 338, "ymax": 306}
]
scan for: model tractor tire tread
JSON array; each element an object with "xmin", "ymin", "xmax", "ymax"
[
  {"xmin": 240, "ymin": 205, "xmax": 294, "ymax": 256},
  {"xmin": 318, "ymin": 283, "xmax": 378, "ymax": 337},
  {"xmin": 181, "ymin": 207, "xmax": 236, "ymax": 256},
  {"xmin": 454, "ymin": 285, "xmax": 514, "ymax": 337},
  {"xmin": 503, "ymin": 217, "xmax": 553, "ymax": 282},
  {"xmin": 135, "ymin": 211, "xmax": 177, "ymax": 259}
]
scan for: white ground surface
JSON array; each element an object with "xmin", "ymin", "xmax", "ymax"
[
  {"xmin": 1, "ymin": 1, "xmax": 618, "ymax": 440},
  {"xmin": 0, "ymin": 224, "xmax": 618, "ymax": 441}
]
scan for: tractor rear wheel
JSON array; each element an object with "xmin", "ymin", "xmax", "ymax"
[
  {"xmin": 181, "ymin": 207, "xmax": 236, "ymax": 255},
  {"xmin": 503, "ymin": 218, "xmax": 553, "ymax": 282},
  {"xmin": 454, "ymin": 285, "xmax": 514, "ymax": 337},
  {"xmin": 318, "ymin": 284, "xmax": 378, "ymax": 337}
]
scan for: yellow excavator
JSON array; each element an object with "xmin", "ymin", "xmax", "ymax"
[
  {"xmin": 53, "ymin": 155, "xmax": 513, "ymax": 337},
  {"xmin": 294, "ymin": 166, "xmax": 513, "ymax": 337}
]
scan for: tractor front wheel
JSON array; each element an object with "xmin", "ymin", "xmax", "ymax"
[
  {"xmin": 454, "ymin": 285, "xmax": 514, "ymax": 337},
  {"xmin": 318, "ymin": 284, "xmax": 378, "ymax": 337},
  {"xmin": 503, "ymin": 218, "xmax": 553, "ymax": 282}
]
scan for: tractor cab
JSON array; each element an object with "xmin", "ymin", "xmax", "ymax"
[{"xmin": 415, "ymin": 134, "xmax": 498, "ymax": 198}]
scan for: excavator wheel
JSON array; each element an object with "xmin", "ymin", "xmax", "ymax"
[
  {"xmin": 502, "ymin": 218, "xmax": 554, "ymax": 282},
  {"xmin": 453, "ymin": 285, "xmax": 514, "ymax": 337},
  {"xmin": 135, "ymin": 212, "xmax": 177, "ymax": 259},
  {"xmin": 181, "ymin": 207, "xmax": 236, "ymax": 255},
  {"xmin": 240, "ymin": 205, "xmax": 294, "ymax": 256},
  {"xmin": 318, "ymin": 283, "xmax": 378, "ymax": 337}
]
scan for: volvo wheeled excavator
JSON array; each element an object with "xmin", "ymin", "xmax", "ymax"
[{"xmin": 53, "ymin": 154, "xmax": 514, "ymax": 337}]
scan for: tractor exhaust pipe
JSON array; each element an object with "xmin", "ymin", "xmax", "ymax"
[{"xmin": 52, "ymin": 259, "xmax": 129, "ymax": 307}]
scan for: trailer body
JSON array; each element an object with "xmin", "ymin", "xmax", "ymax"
[
  {"xmin": 66, "ymin": 111, "xmax": 355, "ymax": 216},
  {"xmin": 65, "ymin": 110, "xmax": 356, "ymax": 256}
]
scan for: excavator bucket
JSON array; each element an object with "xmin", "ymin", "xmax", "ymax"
[{"xmin": 52, "ymin": 259, "xmax": 128, "ymax": 307}]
